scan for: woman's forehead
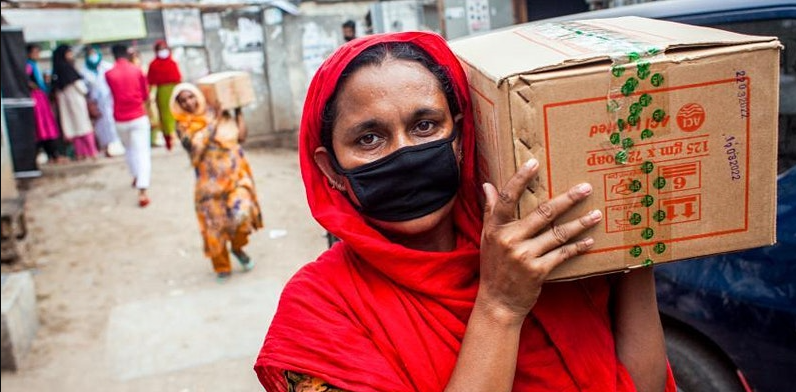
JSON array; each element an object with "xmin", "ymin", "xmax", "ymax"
[{"xmin": 339, "ymin": 60, "xmax": 441, "ymax": 99}]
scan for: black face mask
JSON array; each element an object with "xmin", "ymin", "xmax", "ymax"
[{"xmin": 330, "ymin": 129, "xmax": 460, "ymax": 222}]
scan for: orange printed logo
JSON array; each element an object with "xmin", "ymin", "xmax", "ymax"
[{"xmin": 676, "ymin": 103, "xmax": 705, "ymax": 132}]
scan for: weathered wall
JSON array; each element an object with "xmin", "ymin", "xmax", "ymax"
[
  {"xmin": 202, "ymin": 8, "xmax": 274, "ymax": 136},
  {"xmin": 261, "ymin": 2, "xmax": 373, "ymax": 142}
]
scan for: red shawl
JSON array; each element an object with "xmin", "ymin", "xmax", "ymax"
[
  {"xmin": 255, "ymin": 32, "xmax": 675, "ymax": 392},
  {"xmin": 147, "ymin": 41, "xmax": 182, "ymax": 86}
]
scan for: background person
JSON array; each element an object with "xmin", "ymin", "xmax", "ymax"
[
  {"xmin": 254, "ymin": 32, "xmax": 676, "ymax": 392},
  {"xmin": 147, "ymin": 40, "xmax": 182, "ymax": 151},
  {"xmin": 51, "ymin": 44, "xmax": 98, "ymax": 160},
  {"xmin": 170, "ymin": 83, "xmax": 263, "ymax": 282},
  {"xmin": 82, "ymin": 45, "xmax": 125, "ymax": 158},
  {"xmin": 341, "ymin": 19, "xmax": 356, "ymax": 42},
  {"xmin": 106, "ymin": 44, "xmax": 152, "ymax": 208},
  {"xmin": 26, "ymin": 43, "xmax": 65, "ymax": 164}
]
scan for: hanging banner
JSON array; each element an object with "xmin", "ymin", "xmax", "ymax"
[{"xmin": 82, "ymin": 0, "xmax": 147, "ymax": 43}]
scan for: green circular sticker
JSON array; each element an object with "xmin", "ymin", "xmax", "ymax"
[
  {"xmin": 630, "ymin": 102, "xmax": 643, "ymax": 116},
  {"xmin": 653, "ymin": 210, "xmax": 666, "ymax": 222},
  {"xmin": 653, "ymin": 177, "xmax": 667, "ymax": 189},
  {"xmin": 628, "ymin": 52, "xmax": 641, "ymax": 62},
  {"xmin": 612, "ymin": 65, "xmax": 625, "ymax": 77},
  {"xmin": 629, "ymin": 212, "xmax": 642, "ymax": 226},
  {"xmin": 651, "ymin": 73, "xmax": 665, "ymax": 87},
  {"xmin": 654, "ymin": 242, "xmax": 667, "ymax": 254},
  {"xmin": 617, "ymin": 118, "xmax": 626, "ymax": 131},
  {"xmin": 622, "ymin": 78, "xmax": 639, "ymax": 96},
  {"xmin": 639, "ymin": 94, "xmax": 652, "ymax": 107},
  {"xmin": 641, "ymin": 194, "xmax": 655, "ymax": 207},
  {"xmin": 641, "ymin": 161, "xmax": 655, "ymax": 174},
  {"xmin": 641, "ymin": 227, "xmax": 655, "ymax": 240},
  {"xmin": 646, "ymin": 47, "xmax": 660, "ymax": 56},
  {"xmin": 627, "ymin": 114, "xmax": 640, "ymax": 126},
  {"xmin": 622, "ymin": 137, "xmax": 635, "ymax": 149},
  {"xmin": 637, "ymin": 67, "xmax": 651, "ymax": 80},
  {"xmin": 642, "ymin": 258, "xmax": 654, "ymax": 267},
  {"xmin": 630, "ymin": 179, "xmax": 642, "ymax": 193},
  {"xmin": 630, "ymin": 245, "xmax": 643, "ymax": 258},
  {"xmin": 615, "ymin": 150, "xmax": 629, "ymax": 164},
  {"xmin": 610, "ymin": 132, "xmax": 621, "ymax": 145},
  {"xmin": 653, "ymin": 109, "xmax": 666, "ymax": 122},
  {"xmin": 621, "ymin": 83, "xmax": 634, "ymax": 96},
  {"xmin": 641, "ymin": 128, "xmax": 654, "ymax": 140}
]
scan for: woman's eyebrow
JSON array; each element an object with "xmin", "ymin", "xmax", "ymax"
[
  {"xmin": 346, "ymin": 118, "xmax": 386, "ymax": 135},
  {"xmin": 411, "ymin": 108, "xmax": 446, "ymax": 119}
]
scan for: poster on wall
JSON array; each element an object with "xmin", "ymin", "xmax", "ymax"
[
  {"xmin": 466, "ymin": 0, "xmax": 491, "ymax": 34},
  {"xmin": 82, "ymin": 0, "xmax": 146, "ymax": 43},
  {"xmin": 164, "ymin": 9, "xmax": 205, "ymax": 46}
]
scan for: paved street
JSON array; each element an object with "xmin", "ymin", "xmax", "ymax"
[{"xmin": 0, "ymin": 146, "xmax": 326, "ymax": 391}]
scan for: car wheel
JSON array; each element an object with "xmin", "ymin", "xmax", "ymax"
[{"xmin": 664, "ymin": 327, "xmax": 745, "ymax": 392}]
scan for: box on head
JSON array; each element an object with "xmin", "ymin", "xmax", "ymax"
[{"xmin": 451, "ymin": 16, "xmax": 781, "ymax": 280}]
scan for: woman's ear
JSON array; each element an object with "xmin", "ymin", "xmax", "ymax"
[{"xmin": 314, "ymin": 147, "xmax": 347, "ymax": 192}]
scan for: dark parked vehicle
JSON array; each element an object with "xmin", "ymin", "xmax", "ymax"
[{"xmin": 545, "ymin": 1, "xmax": 795, "ymax": 391}]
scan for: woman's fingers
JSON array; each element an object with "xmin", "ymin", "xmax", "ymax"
[
  {"xmin": 531, "ymin": 209, "xmax": 602, "ymax": 256},
  {"xmin": 484, "ymin": 159, "xmax": 540, "ymax": 224},
  {"xmin": 532, "ymin": 237, "xmax": 596, "ymax": 273},
  {"xmin": 511, "ymin": 182, "xmax": 593, "ymax": 239}
]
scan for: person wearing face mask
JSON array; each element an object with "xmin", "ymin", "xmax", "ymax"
[
  {"xmin": 147, "ymin": 40, "xmax": 182, "ymax": 150},
  {"xmin": 82, "ymin": 45, "xmax": 125, "ymax": 158},
  {"xmin": 254, "ymin": 32, "xmax": 678, "ymax": 392},
  {"xmin": 169, "ymin": 83, "xmax": 263, "ymax": 282}
]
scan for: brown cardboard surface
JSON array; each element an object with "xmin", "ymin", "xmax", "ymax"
[
  {"xmin": 451, "ymin": 17, "xmax": 780, "ymax": 280},
  {"xmin": 197, "ymin": 71, "xmax": 255, "ymax": 110}
]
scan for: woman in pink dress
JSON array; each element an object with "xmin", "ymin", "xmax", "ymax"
[{"xmin": 26, "ymin": 44, "xmax": 65, "ymax": 163}]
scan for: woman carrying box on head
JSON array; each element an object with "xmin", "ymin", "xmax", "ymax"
[
  {"xmin": 254, "ymin": 32, "xmax": 677, "ymax": 392},
  {"xmin": 170, "ymin": 83, "xmax": 263, "ymax": 283}
]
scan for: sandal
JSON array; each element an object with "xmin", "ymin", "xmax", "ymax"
[
  {"xmin": 233, "ymin": 251, "xmax": 255, "ymax": 272},
  {"xmin": 138, "ymin": 195, "xmax": 150, "ymax": 208},
  {"xmin": 216, "ymin": 271, "xmax": 231, "ymax": 283}
]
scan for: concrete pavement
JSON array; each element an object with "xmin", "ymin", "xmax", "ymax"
[{"xmin": 0, "ymin": 146, "xmax": 327, "ymax": 391}]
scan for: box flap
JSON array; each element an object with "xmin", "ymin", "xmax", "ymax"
[
  {"xmin": 450, "ymin": 16, "xmax": 777, "ymax": 85},
  {"xmin": 196, "ymin": 71, "xmax": 248, "ymax": 84}
]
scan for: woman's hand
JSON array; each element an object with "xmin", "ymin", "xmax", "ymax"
[{"xmin": 477, "ymin": 158, "xmax": 602, "ymax": 325}]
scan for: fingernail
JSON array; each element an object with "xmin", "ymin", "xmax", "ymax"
[
  {"xmin": 590, "ymin": 209, "xmax": 603, "ymax": 222},
  {"xmin": 482, "ymin": 183, "xmax": 489, "ymax": 193},
  {"xmin": 524, "ymin": 158, "xmax": 539, "ymax": 169},
  {"xmin": 577, "ymin": 183, "xmax": 592, "ymax": 195},
  {"xmin": 583, "ymin": 237, "xmax": 595, "ymax": 247}
]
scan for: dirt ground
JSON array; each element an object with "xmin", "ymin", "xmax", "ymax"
[{"xmin": 1, "ymin": 146, "xmax": 327, "ymax": 391}]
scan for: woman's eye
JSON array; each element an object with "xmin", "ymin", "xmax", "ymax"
[
  {"xmin": 357, "ymin": 133, "xmax": 381, "ymax": 147},
  {"xmin": 415, "ymin": 120, "xmax": 436, "ymax": 134}
]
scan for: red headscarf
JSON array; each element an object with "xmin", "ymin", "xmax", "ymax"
[
  {"xmin": 147, "ymin": 40, "xmax": 182, "ymax": 86},
  {"xmin": 255, "ymin": 32, "xmax": 675, "ymax": 392}
]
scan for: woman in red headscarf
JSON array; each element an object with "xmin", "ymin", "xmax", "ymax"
[
  {"xmin": 254, "ymin": 32, "xmax": 676, "ymax": 392},
  {"xmin": 147, "ymin": 40, "xmax": 182, "ymax": 150}
]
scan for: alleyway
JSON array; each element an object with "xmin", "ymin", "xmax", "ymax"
[{"xmin": 1, "ymin": 146, "xmax": 326, "ymax": 391}]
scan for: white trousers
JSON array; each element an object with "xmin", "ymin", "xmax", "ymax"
[{"xmin": 116, "ymin": 115, "xmax": 152, "ymax": 189}]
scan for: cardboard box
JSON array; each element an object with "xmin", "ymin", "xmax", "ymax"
[
  {"xmin": 450, "ymin": 16, "xmax": 780, "ymax": 280},
  {"xmin": 197, "ymin": 71, "xmax": 255, "ymax": 110}
]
